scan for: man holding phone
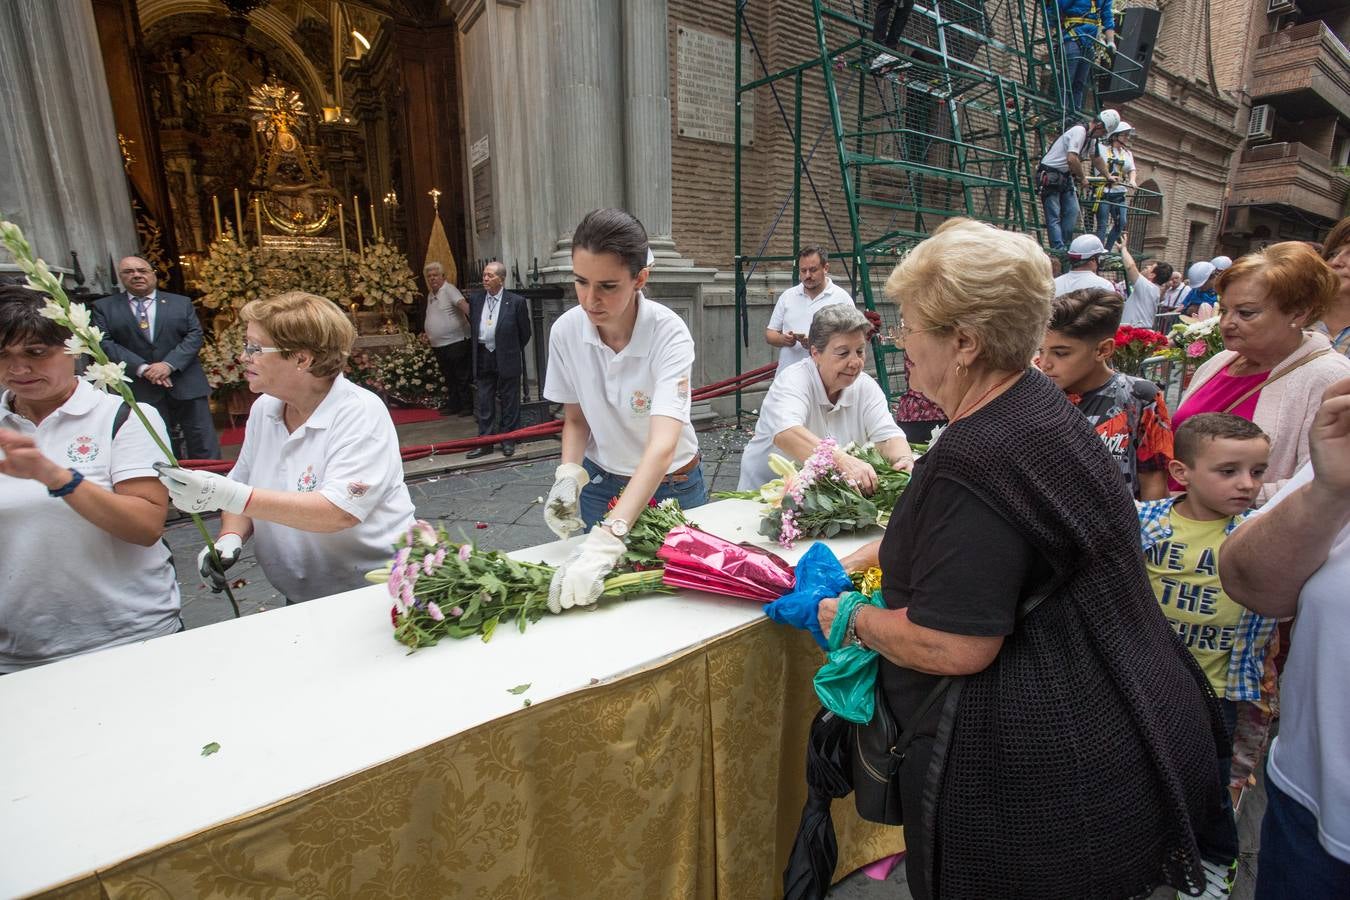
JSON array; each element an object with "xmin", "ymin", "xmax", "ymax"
[{"xmin": 765, "ymin": 245, "xmax": 854, "ymax": 376}]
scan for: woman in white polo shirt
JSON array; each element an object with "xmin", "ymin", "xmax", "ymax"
[
  {"xmin": 543, "ymin": 208, "xmax": 706, "ymax": 612},
  {"xmin": 739, "ymin": 304, "xmax": 913, "ymax": 493},
  {"xmin": 155, "ymin": 291, "xmax": 415, "ymax": 603},
  {"xmin": 0, "ymin": 285, "xmax": 180, "ymax": 672}
]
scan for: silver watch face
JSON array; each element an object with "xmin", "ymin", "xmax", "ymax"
[{"xmin": 608, "ymin": 518, "xmax": 630, "ymax": 538}]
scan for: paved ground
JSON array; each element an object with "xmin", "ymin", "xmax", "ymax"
[{"xmin": 167, "ymin": 419, "xmax": 1263, "ymax": 898}]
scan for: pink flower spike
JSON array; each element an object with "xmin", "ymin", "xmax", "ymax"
[
  {"xmin": 450, "ymin": 606, "xmax": 464, "ymax": 618},
  {"xmin": 427, "ymin": 602, "xmax": 445, "ymax": 621},
  {"xmin": 457, "ymin": 544, "xmax": 472, "ymax": 562}
]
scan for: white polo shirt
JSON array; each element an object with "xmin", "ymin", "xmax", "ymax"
[
  {"xmin": 738, "ymin": 358, "xmax": 903, "ymax": 490},
  {"xmin": 767, "ymin": 278, "xmax": 855, "ymax": 370},
  {"xmin": 1123, "ymin": 275, "xmax": 1161, "ymax": 328},
  {"xmin": 0, "ymin": 381, "xmax": 180, "ymax": 672},
  {"xmin": 544, "ymin": 294, "xmax": 699, "ymax": 476},
  {"xmin": 1053, "ymin": 269, "xmax": 1115, "ymax": 297},
  {"xmin": 228, "ymin": 375, "xmax": 415, "ymax": 602},
  {"xmin": 424, "ymin": 282, "xmax": 468, "ymax": 347}
]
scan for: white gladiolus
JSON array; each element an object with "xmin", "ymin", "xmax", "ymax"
[{"xmin": 82, "ymin": 361, "xmax": 130, "ymax": 391}]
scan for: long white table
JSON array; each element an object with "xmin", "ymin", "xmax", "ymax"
[{"xmin": 0, "ymin": 500, "xmax": 885, "ymax": 898}]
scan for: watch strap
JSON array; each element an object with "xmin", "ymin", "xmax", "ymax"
[{"xmin": 48, "ymin": 468, "xmax": 84, "ymax": 498}]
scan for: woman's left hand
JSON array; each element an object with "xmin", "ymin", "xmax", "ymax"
[
  {"xmin": 817, "ymin": 595, "xmax": 841, "ymax": 640},
  {"xmin": 0, "ymin": 428, "xmax": 67, "ymax": 488},
  {"xmin": 891, "ymin": 455, "xmax": 915, "ymax": 473}
]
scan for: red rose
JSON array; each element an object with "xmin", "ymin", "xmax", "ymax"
[{"xmin": 390, "ymin": 605, "xmax": 399, "ymax": 626}]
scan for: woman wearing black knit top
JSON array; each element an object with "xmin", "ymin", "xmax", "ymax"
[{"xmin": 825, "ymin": 220, "xmax": 1234, "ymax": 900}]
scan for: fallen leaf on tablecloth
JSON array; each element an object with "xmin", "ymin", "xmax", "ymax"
[
  {"xmin": 507, "ymin": 683, "xmax": 531, "ymax": 695},
  {"xmin": 523, "ymin": 699, "xmax": 532, "ymax": 707},
  {"xmin": 201, "ymin": 741, "xmax": 220, "ymax": 757}
]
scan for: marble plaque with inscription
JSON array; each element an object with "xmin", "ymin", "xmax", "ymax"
[
  {"xmin": 676, "ymin": 25, "xmax": 753, "ymax": 146},
  {"xmin": 472, "ymin": 160, "xmax": 493, "ymax": 236}
]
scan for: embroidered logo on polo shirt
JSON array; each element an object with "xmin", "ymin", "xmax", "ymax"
[
  {"xmin": 347, "ymin": 481, "xmax": 370, "ymax": 498},
  {"xmin": 66, "ymin": 435, "xmax": 99, "ymax": 464},
  {"xmin": 297, "ymin": 464, "xmax": 318, "ymax": 492},
  {"xmin": 676, "ymin": 376, "xmax": 690, "ymax": 402},
  {"xmin": 630, "ymin": 390, "xmax": 651, "ymax": 415}
]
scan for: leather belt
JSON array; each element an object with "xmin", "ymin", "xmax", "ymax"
[{"xmin": 662, "ymin": 453, "xmax": 702, "ymax": 485}]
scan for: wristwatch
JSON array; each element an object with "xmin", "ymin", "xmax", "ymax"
[{"xmin": 605, "ymin": 517, "xmax": 631, "ymax": 540}]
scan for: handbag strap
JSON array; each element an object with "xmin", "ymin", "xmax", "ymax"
[
  {"xmin": 890, "ymin": 565, "xmax": 1075, "ymax": 759},
  {"xmin": 1222, "ymin": 348, "xmax": 1331, "ymax": 414}
]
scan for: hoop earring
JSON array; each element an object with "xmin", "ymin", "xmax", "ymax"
[{"xmin": 956, "ymin": 362, "xmax": 968, "ymax": 378}]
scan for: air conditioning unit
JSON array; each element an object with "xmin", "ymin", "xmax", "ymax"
[
  {"xmin": 1267, "ymin": 0, "xmax": 1297, "ymax": 14},
  {"xmin": 1248, "ymin": 104, "xmax": 1275, "ymax": 142}
]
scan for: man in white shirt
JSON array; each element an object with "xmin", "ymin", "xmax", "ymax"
[
  {"xmin": 1219, "ymin": 379, "xmax": 1350, "ymax": 894},
  {"xmin": 765, "ymin": 246, "xmax": 854, "ymax": 372},
  {"xmin": 420, "ymin": 261, "xmax": 471, "ymax": 415},
  {"xmin": 1037, "ymin": 109, "xmax": 1119, "ymax": 250},
  {"xmin": 1053, "ymin": 234, "xmax": 1115, "ymax": 296},
  {"xmin": 1116, "ymin": 235, "xmax": 1173, "ymax": 328}
]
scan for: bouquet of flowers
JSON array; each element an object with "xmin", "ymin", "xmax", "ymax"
[
  {"xmin": 200, "ymin": 320, "xmax": 247, "ymax": 391},
  {"xmin": 352, "ymin": 237, "xmax": 418, "ymax": 308},
  {"xmin": 376, "ymin": 510, "xmax": 686, "ymax": 650},
  {"xmin": 1112, "ymin": 324, "xmax": 1170, "ymax": 376},
  {"xmin": 658, "ymin": 525, "xmax": 796, "ymax": 601},
  {"xmin": 367, "ymin": 338, "xmax": 446, "ymax": 408},
  {"xmin": 198, "ymin": 223, "xmax": 265, "ymax": 311},
  {"xmin": 716, "ymin": 439, "xmax": 911, "ymax": 548},
  {"xmin": 1163, "ymin": 306, "xmax": 1224, "ymax": 364}
]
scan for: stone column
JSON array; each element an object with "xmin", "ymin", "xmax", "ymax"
[
  {"xmin": 547, "ymin": 0, "xmax": 625, "ymax": 265},
  {"xmin": 622, "ymin": 0, "xmax": 690, "ymax": 267},
  {"xmin": 0, "ymin": 0, "xmax": 136, "ymax": 292}
]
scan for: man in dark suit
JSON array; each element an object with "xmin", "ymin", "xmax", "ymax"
[
  {"xmin": 465, "ymin": 261, "xmax": 531, "ymax": 459},
  {"xmin": 92, "ymin": 256, "xmax": 220, "ymax": 459}
]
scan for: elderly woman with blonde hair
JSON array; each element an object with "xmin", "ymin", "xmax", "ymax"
[
  {"xmin": 820, "ymin": 220, "xmax": 1234, "ymax": 899},
  {"xmin": 156, "ymin": 291, "xmax": 414, "ymax": 603}
]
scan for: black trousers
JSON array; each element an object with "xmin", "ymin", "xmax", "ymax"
[
  {"xmin": 473, "ymin": 345, "xmax": 521, "ymax": 449},
  {"xmin": 431, "ymin": 340, "xmax": 472, "ymax": 411},
  {"xmin": 872, "ymin": 0, "xmax": 915, "ymax": 48},
  {"xmin": 153, "ymin": 394, "xmax": 220, "ymax": 460}
]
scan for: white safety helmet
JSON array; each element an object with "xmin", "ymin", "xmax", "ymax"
[
  {"xmin": 1111, "ymin": 120, "xmax": 1134, "ymax": 138},
  {"xmin": 1096, "ymin": 109, "xmax": 1121, "ymax": 134},
  {"xmin": 1068, "ymin": 234, "xmax": 1107, "ymax": 261},
  {"xmin": 1210, "ymin": 255, "xmax": 1233, "ymax": 271}
]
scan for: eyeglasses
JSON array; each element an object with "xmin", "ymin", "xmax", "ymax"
[
  {"xmin": 241, "ymin": 343, "xmax": 283, "ymax": 358},
  {"xmin": 890, "ymin": 321, "xmax": 945, "ymax": 345}
]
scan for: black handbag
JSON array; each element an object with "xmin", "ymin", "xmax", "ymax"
[{"xmin": 849, "ymin": 567, "xmax": 1072, "ymax": 825}]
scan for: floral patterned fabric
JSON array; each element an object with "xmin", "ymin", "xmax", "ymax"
[{"xmin": 51, "ymin": 623, "xmax": 903, "ymax": 898}]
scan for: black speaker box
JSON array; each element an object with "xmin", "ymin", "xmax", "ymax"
[{"xmin": 1097, "ymin": 7, "xmax": 1160, "ymax": 104}]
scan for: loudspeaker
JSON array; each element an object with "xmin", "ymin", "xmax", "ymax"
[{"xmin": 1096, "ymin": 7, "xmax": 1160, "ymax": 104}]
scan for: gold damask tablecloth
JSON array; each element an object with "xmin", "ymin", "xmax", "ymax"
[{"xmin": 47, "ymin": 621, "xmax": 904, "ymax": 899}]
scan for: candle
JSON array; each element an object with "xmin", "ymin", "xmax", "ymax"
[
  {"xmin": 353, "ymin": 195, "xmax": 365, "ymax": 259},
  {"xmin": 233, "ymin": 188, "xmax": 244, "ymax": 240},
  {"xmin": 212, "ymin": 195, "xmax": 223, "ymax": 239},
  {"xmin": 369, "ymin": 201, "xmax": 378, "ymax": 241},
  {"xmin": 338, "ymin": 202, "xmax": 348, "ymax": 267},
  {"xmin": 254, "ymin": 196, "xmax": 263, "ymax": 247}
]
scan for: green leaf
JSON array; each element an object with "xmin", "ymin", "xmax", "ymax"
[
  {"xmin": 201, "ymin": 741, "xmax": 220, "ymax": 757},
  {"xmin": 481, "ymin": 615, "xmax": 500, "ymax": 642},
  {"xmin": 507, "ymin": 683, "xmax": 531, "ymax": 694}
]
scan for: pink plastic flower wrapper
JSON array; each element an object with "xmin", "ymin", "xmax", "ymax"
[{"xmin": 658, "ymin": 525, "xmax": 796, "ymax": 601}]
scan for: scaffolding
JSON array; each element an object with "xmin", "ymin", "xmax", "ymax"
[{"xmin": 733, "ymin": 0, "xmax": 1160, "ymax": 407}]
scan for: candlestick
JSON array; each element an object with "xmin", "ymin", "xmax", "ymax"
[
  {"xmin": 212, "ymin": 195, "xmax": 223, "ymax": 240},
  {"xmin": 369, "ymin": 201, "xmax": 378, "ymax": 241},
  {"xmin": 254, "ymin": 197, "xmax": 264, "ymax": 248},
  {"xmin": 338, "ymin": 203, "xmax": 348, "ymax": 267},
  {"xmin": 353, "ymin": 195, "xmax": 365, "ymax": 259}
]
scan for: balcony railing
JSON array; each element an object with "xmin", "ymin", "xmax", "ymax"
[
  {"xmin": 1251, "ymin": 21, "xmax": 1350, "ymax": 120},
  {"xmin": 1231, "ymin": 141, "xmax": 1349, "ymax": 222}
]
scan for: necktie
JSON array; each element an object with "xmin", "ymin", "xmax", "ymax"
[{"xmin": 134, "ymin": 297, "xmax": 151, "ymax": 333}]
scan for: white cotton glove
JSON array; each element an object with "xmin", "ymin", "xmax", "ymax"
[
  {"xmin": 155, "ymin": 463, "xmax": 253, "ymax": 515},
  {"xmin": 544, "ymin": 462, "xmax": 590, "ymax": 538},
  {"xmin": 197, "ymin": 532, "xmax": 243, "ymax": 592},
  {"xmin": 547, "ymin": 526, "xmax": 627, "ymax": 614}
]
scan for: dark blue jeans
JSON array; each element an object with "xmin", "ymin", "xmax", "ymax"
[
  {"xmin": 1256, "ymin": 772, "xmax": 1350, "ymax": 898},
  {"xmin": 578, "ymin": 457, "xmax": 708, "ymax": 528},
  {"xmin": 1062, "ymin": 35, "xmax": 1093, "ymax": 113},
  {"xmin": 1095, "ymin": 193, "xmax": 1127, "ymax": 251},
  {"xmin": 1042, "ymin": 181, "xmax": 1080, "ymax": 250}
]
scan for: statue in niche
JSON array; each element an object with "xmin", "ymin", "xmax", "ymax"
[
  {"xmin": 206, "ymin": 71, "xmax": 246, "ymax": 116},
  {"xmin": 248, "ymin": 81, "xmax": 337, "ymax": 236}
]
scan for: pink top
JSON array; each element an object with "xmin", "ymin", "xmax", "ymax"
[{"xmin": 1173, "ymin": 365, "xmax": 1267, "ymax": 428}]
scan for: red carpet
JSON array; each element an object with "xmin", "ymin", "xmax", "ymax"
[{"xmin": 218, "ymin": 406, "xmax": 444, "ymax": 447}]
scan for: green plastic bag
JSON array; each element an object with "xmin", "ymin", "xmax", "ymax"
[{"xmin": 812, "ymin": 590, "xmax": 886, "ymax": 723}]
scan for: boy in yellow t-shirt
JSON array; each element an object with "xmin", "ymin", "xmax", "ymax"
[{"xmin": 1136, "ymin": 413, "xmax": 1276, "ymax": 892}]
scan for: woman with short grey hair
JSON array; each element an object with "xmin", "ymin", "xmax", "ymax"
[{"xmin": 738, "ymin": 303, "xmax": 912, "ymax": 492}]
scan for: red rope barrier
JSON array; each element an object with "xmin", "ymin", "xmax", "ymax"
[{"xmin": 178, "ymin": 362, "xmax": 779, "ymax": 471}]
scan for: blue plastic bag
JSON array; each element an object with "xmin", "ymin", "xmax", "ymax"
[
  {"xmin": 812, "ymin": 590, "xmax": 886, "ymax": 723},
  {"xmin": 763, "ymin": 542, "xmax": 854, "ymax": 649}
]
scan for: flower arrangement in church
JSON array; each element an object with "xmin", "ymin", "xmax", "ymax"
[
  {"xmin": 351, "ymin": 237, "xmax": 418, "ymax": 309},
  {"xmin": 258, "ymin": 248, "xmax": 347, "ymax": 301},
  {"xmin": 200, "ymin": 320, "xmax": 248, "ymax": 392},
  {"xmin": 359, "ymin": 337, "xmax": 446, "ymax": 408},
  {"xmin": 198, "ymin": 223, "xmax": 264, "ymax": 311}
]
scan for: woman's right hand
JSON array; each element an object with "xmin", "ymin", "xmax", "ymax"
[{"xmin": 835, "ymin": 451, "xmax": 879, "ymax": 495}]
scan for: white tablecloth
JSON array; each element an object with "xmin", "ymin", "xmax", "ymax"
[{"xmin": 0, "ymin": 499, "xmax": 877, "ymax": 897}]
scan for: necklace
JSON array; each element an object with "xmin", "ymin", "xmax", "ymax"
[{"xmin": 949, "ymin": 370, "xmax": 1022, "ymax": 423}]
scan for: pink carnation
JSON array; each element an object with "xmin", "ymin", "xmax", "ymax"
[
  {"xmin": 427, "ymin": 602, "xmax": 445, "ymax": 621},
  {"xmin": 457, "ymin": 544, "xmax": 472, "ymax": 562},
  {"xmin": 1186, "ymin": 340, "xmax": 1208, "ymax": 358}
]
